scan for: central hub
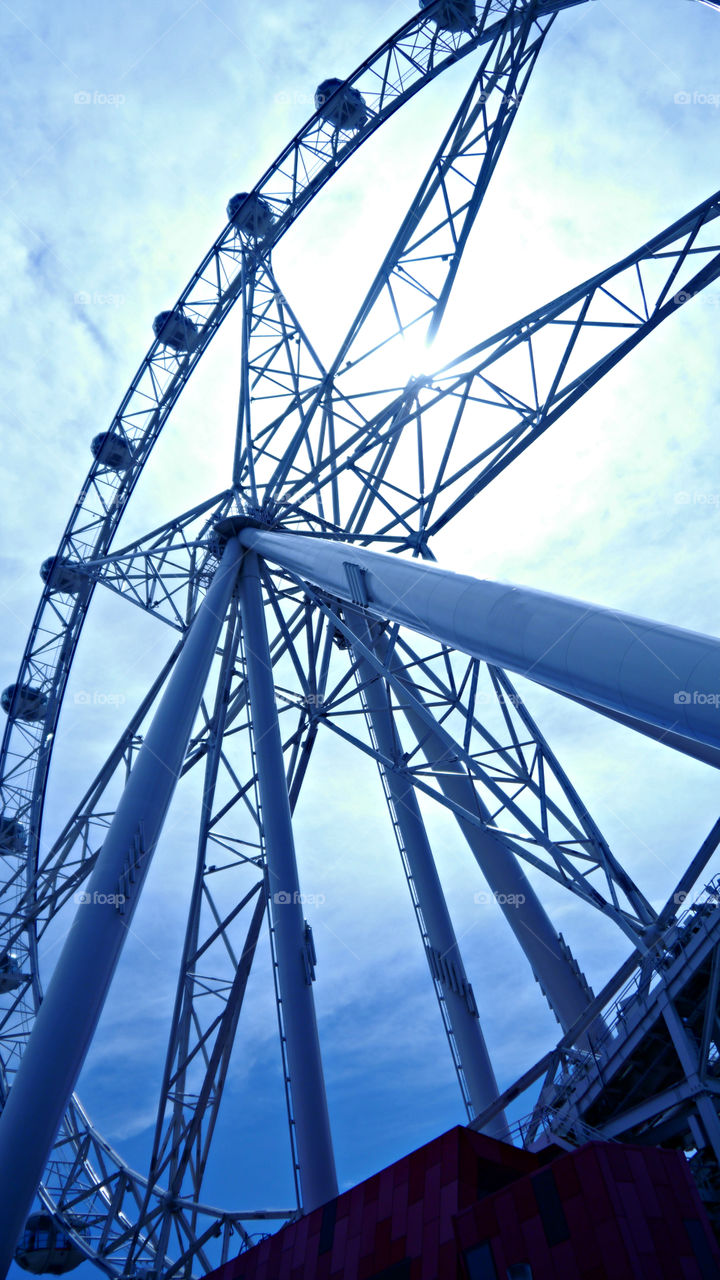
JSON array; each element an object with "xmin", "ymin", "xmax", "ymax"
[{"xmin": 212, "ymin": 514, "xmax": 265, "ymax": 547}]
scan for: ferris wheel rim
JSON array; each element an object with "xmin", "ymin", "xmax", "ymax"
[
  {"xmin": 3, "ymin": 0, "xmax": 718, "ymax": 1269},
  {"xmin": 1, "ymin": 1, "xmax": 578, "ymax": 1267},
  {"xmin": 0, "ymin": 0, "xmax": 566, "ymax": 875},
  {"xmin": 0, "ymin": 0, "xmax": 546, "ymax": 981}
]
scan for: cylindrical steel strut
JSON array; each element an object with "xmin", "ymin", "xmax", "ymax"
[
  {"xmin": 238, "ymin": 528, "xmax": 720, "ymax": 761},
  {"xmin": 0, "ymin": 535, "xmax": 245, "ymax": 1274},
  {"xmin": 239, "ymin": 550, "xmax": 337, "ymax": 1212},
  {"xmin": 372, "ymin": 629, "xmax": 595, "ymax": 1036},
  {"xmin": 349, "ymin": 610, "xmax": 508, "ymax": 1133}
]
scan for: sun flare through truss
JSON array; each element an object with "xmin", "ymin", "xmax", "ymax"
[{"xmin": 1, "ymin": 0, "xmax": 720, "ymax": 1272}]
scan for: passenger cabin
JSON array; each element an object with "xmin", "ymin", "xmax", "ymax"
[
  {"xmin": 1, "ymin": 684, "xmax": 48, "ymax": 724},
  {"xmin": 0, "ymin": 816, "xmax": 26, "ymax": 854},
  {"xmin": 315, "ymin": 79, "xmax": 368, "ymax": 131},
  {"xmin": 91, "ymin": 431, "xmax": 134, "ymax": 471},
  {"xmin": 0, "ymin": 952, "xmax": 24, "ymax": 994},
  {"xmin": 14, "ymin": 1213, "xmax": 85, "ymax": 1275},
  {"xmin": 419, "ymin": 0, "xmax": 475, "ymax": 32},
  {"xmin": 40, "ymin": 558, "xmax": 83, "ymax": 595},
  {"xmin": 152, "ymin": 309, "xmax": 200, "ymax": 353},
  {"xmin": 227, "ymin": 192, "xmax": 275, "ymax": 239}
]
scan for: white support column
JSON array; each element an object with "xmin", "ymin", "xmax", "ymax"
[
  {"xmin": 373, "ymin": 630, "xmax": 594, "ymax": 1036},
  {"xmin": 239, "ymin": 551, "xmax": 337, "ymax": 1212},
  {"xmin": 0, "ymin": 535, "xmax": 244, "ymax": 1274},
  {"xmin": 349, "ymin": 611, "xmax": 508, "ymax": 1134},
  {"xmin": 238, "ymin": 528, "xmax": 720, "ymax": 760}
]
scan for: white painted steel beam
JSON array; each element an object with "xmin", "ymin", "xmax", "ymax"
[
  {"xmin": 0, "ymin": 535, "xmax": 244, "ymax": 1274},
  {"xmin": 349, "ymin": 611, "xmax": 508, "ymax": 1132},
  {"xmin": 239, "ymin": 551, "xmax": 337, "ymax": 1212},
  {"xmin": 239, "ymin": 529, "xmax": 720, "ymax": 761},
  {"xmin": 372, "ymin": 630, "xmax": 597, "ymax": 1036}
]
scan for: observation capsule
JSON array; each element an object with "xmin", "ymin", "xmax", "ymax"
[
  {"xmin": 14, "ymin": 1214, "xmax": 85, "ymax": 1275},
  {"xmin": 0, "ymin": 951, "xmax": 23, "ymax": 993},
  {"xmin": 1, "ymin": 684, "xmax": 48, "ymax": 724},
  {"xmin": 315, "ymin": 78, "xmax": 368, "ymax": 131},
  {"xmin": 0, "ymin": 815, "xmax": 26, "ymax": 854},
  {"xmin": 91, "ymin": 431, "xmax": 134, "ymax": 471},
  {"xmin": 419, "ymin": 0, "xmax": 475, "ymax": 31},
  {"xmin": 40, "ymin": 558, "xmax": 84, "ymax": 595},
  {"xmin": 152, "ymin": 308, "xmax": 200, "ymax": 353},
  {"xmin": 227, "ymin": 192, "xmax": 275, "ymax": 239}
]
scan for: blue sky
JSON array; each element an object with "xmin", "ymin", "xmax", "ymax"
[{"xmin": 1, "ymin": 0, "xmax": 720, "ymax": 1271}]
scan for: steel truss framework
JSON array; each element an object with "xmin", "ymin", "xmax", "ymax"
[{"xmin": 0, "ymin": 0, "xmax": 719, "ymax": 1272}]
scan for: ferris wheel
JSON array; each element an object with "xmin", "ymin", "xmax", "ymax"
[{"xmin": 1, "ymin": 0, "xmax": 720, "ymax": 1272}]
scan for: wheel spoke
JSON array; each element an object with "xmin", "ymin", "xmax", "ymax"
[
  {"xmin": 4, "ymin": 0, "xmax": 719, "ymax": 1266},
  {"xmin": 284, "ymin": 582, "xmax": 654, "ymax": 937},
  {"xmin": 233, "ymin": 262, "xmax": 329, "ymax": 502},
  {"xmin": 280, "ymin": 190, "xmax": 720, "ymax": 543},
  {"xmin": 80, "ymin": 492, "xmax": 235, "ymax": 631},
  {"xmin": 27, "ymin": 573, "xmax": 335, "ymax": 1265},
  {"xmin": 257, "ymin": 0, "xmax": 558, "ymax": 505}
]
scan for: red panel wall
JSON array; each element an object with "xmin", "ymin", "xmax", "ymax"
[{"xmin": 204, "ymin": 1128, "xmax": 720, "ymax": 1280}]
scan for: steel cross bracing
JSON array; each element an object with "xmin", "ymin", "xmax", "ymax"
[
  {"xmin": 51, "ymin": 192, "xmax": 720, "ymax": 641},
  {"xmin": 0, "ymin": 570, "xmax": 314, "ymax": 1000},
  {"xmin": 0, "ymin": 546, "xmax": 347, "ymax": 1265},
  {"xmin": 72, "ymin": 581, "xmax": 342, "ymax": 1267},
  {"xmin": 233, "ymin": 262, "xmax": 327, "ymax": 500},
  {"xmin": 125, "ymin": 580, "xmax": 343, "ymax": 1262},
  {"xmin": 126, "ymin": 598, "xmax": 264, "ymax": 1269},
  {"xmin": 0, "ymin": 0, "xmax": 569, "ymax": 994},
  {"xmin": 69, "ymin": 494, "xmax": 238, "ymax": 632},
  {"xmin": 23, "ymin": 527, "xmax": 714, "ymax": 1266},
  {"xmin": 465, "ymin": 878, "xmax": 720, "ymax": 1228},
  {"xmin": 273, "ymin": 189, "xmax": 720, "ymax": 545},
  {"xmin": 371, "ymin": 629, "xmax": 654, "ymax": 932},
  {"xmin": 1, "ymin": 5, "xmax": 717, "ymax": 1274},
  {"xmin": 0, "ymin": 534, "xmax": 249, "ymax": 1269},
  {"xmin": 347, "ymin": 606, "xmax": 507, "ymax": 1131},
  {"xmin": 237, "ymin": 0, "xmax": 560, "ymax": 500},
  {"xmin": 0, "ymin": 573, "xmax": 344, "ymax": 1266},
  {"xmin": 265, "ymin": 578, "xmax": 654, "ymax": 944},
  {"xmin": 1, "ymin": 186, "xmax": 712, "ymax": 1269},
  {"xmin": 61, "ymin": 524, "xmax": 648, "ymax": 940},
  {"xmin": 1, "ymin": 0, "xmax": 538, "ymax": 1228}
]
